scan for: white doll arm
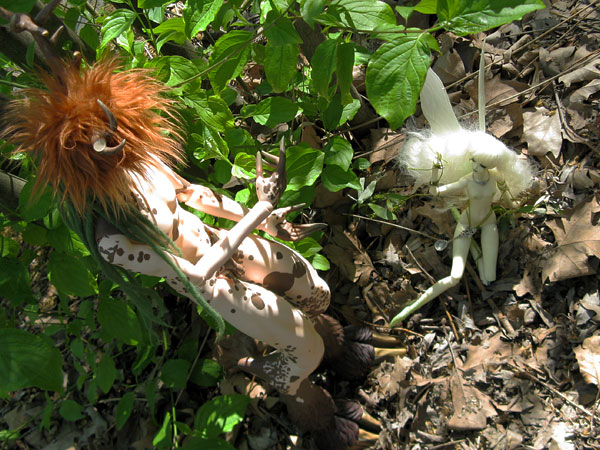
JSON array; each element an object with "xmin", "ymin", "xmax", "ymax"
[{"xmin": 433, "ymin": 178, "xmax": 468, "ymax": 196}]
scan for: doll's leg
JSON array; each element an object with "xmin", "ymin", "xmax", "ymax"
[
  {"xmin": 479, "ymin": 223, "xmax": 499, "ymax": 285},
  {"xmin": 222, "ymin": 232, "xmax": 330, "ymax": 318},
  {"xmin": 390, "ymin": 225, "xmax": 471, "ymax": 325},
  {"xmin": 198, "ymin": 275, "xmax": 324, "ymax": 395}
]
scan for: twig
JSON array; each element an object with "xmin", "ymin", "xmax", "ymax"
[
  {"xmin": 344, "ymin": 213, "xmax": 440, "ymax": 241},
  {"xmin": 513, "ymin": 366, "xmax": 600, "ymax": 422}
]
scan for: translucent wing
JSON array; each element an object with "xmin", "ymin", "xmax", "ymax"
[{"xmin": 420, "ymin": 68, "xmax": 461, "ymax": 134}]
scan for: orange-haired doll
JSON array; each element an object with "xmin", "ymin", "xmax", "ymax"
[{"xmin": 1, "ymin": 8, "xmax": 375, "ymax": 449}]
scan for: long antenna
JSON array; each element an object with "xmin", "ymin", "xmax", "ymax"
[{"xmin": 478, "ymin": 38, "xmax": 487, "ymax": 131}]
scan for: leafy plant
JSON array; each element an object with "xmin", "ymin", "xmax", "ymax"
[{"xmin": 0, "ymin": 0, "xmax": 544, "ymax": 446}]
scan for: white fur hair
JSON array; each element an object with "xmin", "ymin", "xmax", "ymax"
[
  {"xmin": 399, "ymin": 129, "xmax": 534, "ymax": 198},
  {"xmin": 398, "ymin": 68, "xmax": 534, "ymax": 199}
]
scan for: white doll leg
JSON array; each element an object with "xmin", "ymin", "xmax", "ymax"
[
  {"xmin": 479, "ymin": 223, "xmax": 499, "ymax": 285},
  {"xmin": 389, "ymin": 223, "xmax": 471, "ymax": 325}
]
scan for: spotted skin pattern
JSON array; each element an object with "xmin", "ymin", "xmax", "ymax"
[{"xmin": 96, "ymin": 160, "xmax": 329, "ymax": 395}]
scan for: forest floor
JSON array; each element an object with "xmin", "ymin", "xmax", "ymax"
[{"xmin": 2, "ymin": 0, "xmax": 600, "ymax": 449}]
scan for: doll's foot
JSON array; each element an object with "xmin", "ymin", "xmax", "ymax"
[
  {"xmin": 281, "ymin": 379, "xmax": 380, "ymax": 450},
  {"xmin": 313, "ymin": 315, "xmax": 374, "ymax": 379}
]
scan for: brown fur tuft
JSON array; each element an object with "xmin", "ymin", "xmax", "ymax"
[{"xmin": 2, "ymin": 58, "xmax": 184, "ymax": 216}]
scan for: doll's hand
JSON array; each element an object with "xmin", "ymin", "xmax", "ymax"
[
  {"xmin": 262, "ymin": 204, "xmax": 326, "ymax": 241},
  {"xmin": 256, "ymin": 140, "xmax": 286, "ymax": 207}
]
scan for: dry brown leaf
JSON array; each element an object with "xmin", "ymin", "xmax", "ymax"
[
  {"xmin": 541, "ymin": 196, "xmax": 600, "ymax": 282},
  {"xmin": 433, "ymin": 48, "xmax": 466, "ymax": 84},
  {"xmin": 323, "ymin": 225, "xmax": 376, "ymax": 286},
  {"xmin": 559, "ymin": 57, "xmax": 600, "ymax": 88},
  {"xmin": 448, "ymin": 372, "xmax": 497, "ymax": 430},
  {"xmin": 369, "ymin": 128, "xmax": 405, "ymax": 165},
  {"xmin": 567, "ymin": 79, "xmax": 600, "ymax": 108},
  {"xmin": 522, "ymin": 107, "xmax": 563, "ymax": 158},
  {"xmin": 466, "ymin": 74, "xmax": 528, "ymax": 107},
  {"xmin": 574, "ymin": 335, "xmax": 600, "ymax": 385}
]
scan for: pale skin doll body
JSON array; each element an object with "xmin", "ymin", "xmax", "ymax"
[
  {"xmin": 95, "ymin": 151, "xmax": 330, "ymax": 396},
  {"xmin": 401, "ymin": 160, "xmax": 501, "ymax": 316}
]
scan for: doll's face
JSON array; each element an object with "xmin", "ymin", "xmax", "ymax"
[{"xmin": 471, "ymin": 158, "xmax": 488, "ymax": 173}]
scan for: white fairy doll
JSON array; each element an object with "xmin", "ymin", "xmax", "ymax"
[{"xmin": 390, "ymin": 67, "xmax": 534, "ymax": 326}]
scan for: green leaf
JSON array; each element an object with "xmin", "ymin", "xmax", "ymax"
[
  {"xmin": 190, "ymin": 359, "xmax": 224, "ymax": 387},
  {"xmin": 154, "ymin": 18, "xmax": 186, "ymax": 53},
  {"xmin": 368, "ymin": 202, "xmax": 396, "ymax": 220},
  {"xmin": 265, "ymin": 42, "xmax": 299, "ymax": 93},
  {"xmin": 0, "ymin": 257, "xmax": 34, "ymax": 304},
  {"xmin": 48, "ymin": 252, "xmax": 98, "ymax": 298},
  {"xmin": 294, "ymin": 237, "xmax": 322, "ymax": 258},
  {"xmin": 358, "ymin": 179, "xmax": 377, "ymax": 204},
  {"xmin": 232, "ymin": 152, "xmax": 256, "ymax": 180},
  {"xmin": 323, "ymin": 136, "xmax": 353, "ymax": 170},
  {"xmin": 0, "ymin": 0, "xmax": 36, "ymax": 13},
  {"xmin": 336, "ymin": 42, "xmax": 355, "ymax": 104},
  {"xmin": 322, "ymin": 93, "xmax": 343, "ymax": 130},
  {"xmin": 264, "ymin": 12, "xmax": 302, "ymax": 45},
  {"xmin": 209, "ymin": 30, "xmax": 253, "ymax": 92},
  {"xmin": 286, "ymin": 145, "xmax": 324, "ymax": 190},
  {"xmin": 438, "ymin": 0, "xmax": 546, "ymax": 35},
  {"xmin": 321, "ymin": 165, "xmax": 361, "ymax": 192},
  {"xmin": 194, "ymin": 394, "xmax": 249, "ymax": 438},
  {"xmin": 415, "ymin": 0, "xmax": 437, "ymax": 14},
  {"xmin": 116, "ymin": 391, "xmax": 135, "ymax": 430},
  {"xmin": 96, "ymin": 354, "xmax": 117, "ymax": 394},
  {"xmin": 301, "ymin": 0, "xmax": 327, "ymax": 26},
  {"xmin": 0, "ymin": 328, "xmax": 63, "ymax": 395},
  {"xmin": 97, "ymin": 298, "xmax": 144, "ymax": 346},
  {"xmin": 101, "ymin": 9, "xmax": 136, "ymax": 48},
  {"xmin": 138, "ymin": 0, "xmax": 171, "ymax": 7},
  {"xmin": 247, "ymin": 97, "xmax": 299, "ymax": 127},
  {"xmin": 310, "ymin": 253, "xmax": 330, "ymax": 271},
  {"xmin": 280, "ymin": 185, "xmax": 315, "ymax": 208},
  {"xmin": 212, "ymin": 159, "xmax": 231, "ymax": 185},
  {"xmin": 18, "ymin": 179, "xmax": 54, "ymax": 221},
  {"xmin": 311, "ymin": 39, "xmax": 337, "ymax": 97},
  {"xmin": 21, "ymin": 222, "xmax": 48, "ymax": 246},
  {"xmin": 153, "ymin": 412, "xmax": 173, "ymax": 448},
  {"xmin": 161, "ymin": 359, "xmax": 191, "ymax": 389},
  {"xmin": 59, "ymin": 400, "xmax": 84, "ymax": 421},
  {"xmin": 79, "ymin": 24, "xmax": 100, "ymax": 50},
  {"xmin": 184, "ymin": 94, "xmax": 234, "ymax": 132},
  {"xmin": 148, "ymin": 55, "xmax": 199, "ymax": 86},
  {"xmin": 0, "ymin": 237, "xmax": 18, "ymax": 257},
  {"xmin": 366, "ymin": 34, "xmax": 432, "ymax": 129},
  {"xmin": 333, "ymin": 0, "xmax": 396, "ymax": 30},
  {"xmin": 184, "ymin": 0, "xmax": 225, "ymax": 38}
]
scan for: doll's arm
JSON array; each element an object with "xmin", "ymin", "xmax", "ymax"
[
  {"xmin": 432, "ymin": 178, "xmax": 468, "ymax": 196},
  {"xmin": 176, "ymin": 185, "xmax": 324, "ymax": 241},
  {"xmin": 490, "ymin": 169, "xmax": 516, "ymax": 208},
  {"xmin": 192, "ymin": 148, "xmax": 288, "ymax": 280}
]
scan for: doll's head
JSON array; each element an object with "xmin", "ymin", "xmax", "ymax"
[
  {"xmin": 399, "ymin": 129, "xmax": 534, "ymax": 198},
  {"xmin": 2, "ymin": 59, "xmax": 183, "ymax": 217}
]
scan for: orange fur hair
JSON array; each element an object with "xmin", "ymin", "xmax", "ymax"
[{"xmin": 2, "ymin": 58, "xmax": 184, "ymax": 216}]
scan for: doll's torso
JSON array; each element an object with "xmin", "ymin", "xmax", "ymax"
[
  {"xmin": 125, "ymin": 162, "xmax": 215, "ymax": 263},
  {"xmin": 461, "ymin": 175, "xmax": 497, "ymax": 227}
]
